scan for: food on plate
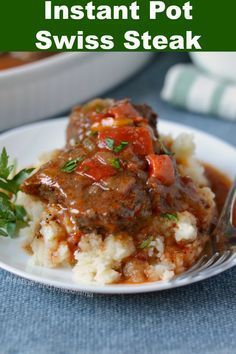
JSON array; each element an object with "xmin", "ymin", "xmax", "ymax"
[
  {"xmin": 0, "ymin": 99, "xmax": 231, "ymax": 285},
  {"xmin": 0, "ymin": 52, "xmax": 55, "ymax": 70}
]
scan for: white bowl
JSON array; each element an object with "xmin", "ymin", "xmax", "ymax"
[
  {"xmin": 190, "ymin": 52, "xmax": 236, "ymax": 82},
  {"xmin": 0, "ymin": 52, "xmax": 152, "ymax": 131}
]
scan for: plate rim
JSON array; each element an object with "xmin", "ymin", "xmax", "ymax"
[
  {"xmin": 0, "ymin": 117, "xmax": 235, "ymax": 294},
  {"xmin": 1, "ymin": 256, "xmax": 236, "ymax": 294}
]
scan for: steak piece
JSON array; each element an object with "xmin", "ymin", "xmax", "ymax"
[
  {"xmin": 66, "ymin": 99, "xmax": 114, "ymax": 146},
  {"xmin": 21, "ymin": 98, "xmax": 214, "ymax": 236},
  {"xmin": 66, "ymin": 99, "xmax": 158, "ymax": 146},
  {"xmin": 134, "ymin": 104, "xmax": 158, "ymax": 138},
  {"xmin": 21, "ymin": 147, "xmax": 152, "ymax": 233}
]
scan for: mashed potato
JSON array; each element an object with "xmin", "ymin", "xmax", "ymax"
[
  {"xmin": 73, "ymin": 233, "xmax": 135, "ymax": 284},
  {"xmin": 162, "ymin": 133, "xmax": 208, "ymax": 186},
  {"xmin": 174, "ymin": 211, "xmax": 197, "ymax": 243}
]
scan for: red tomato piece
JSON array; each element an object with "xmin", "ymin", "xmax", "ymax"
[
  {"xmin": 146, "ymin": 154, "xmax": 175, "ymax": 186},
  {"xmin": 98, "ymin": 127, "xmax": 153, "ymax": 156},
  {"xmin": 77, "ymin": 157, "xmax": 117, "ymax": 182}
]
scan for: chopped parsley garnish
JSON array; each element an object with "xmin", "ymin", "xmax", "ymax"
[
  {"xmin": 105, "ymin": 138, "xmax": 128, "ymax": 153},
  {"xmin": 108, "ymin": 158, "xmax": 121, "ymax": 170},
  {"xmin": 105, "ymin": 138, "xmax": 115, "ymax": 150},
  {"xmin": 161, "ymin": 213, "xmax": 178, "ymax": 222},
  {"xmin": 139, "ymin": 236, "xmax": 153, "ymax": 249},
  {"xmin": 61, "ymin": 157, "xmax": 83, "ymax": 173},
  {"xmin": 114, "ymin": 141, "xmax": 128, "ymax": 153},
  {"xmin": 0, "ymin": 147, "xmax": 34, "ymax": 238}
]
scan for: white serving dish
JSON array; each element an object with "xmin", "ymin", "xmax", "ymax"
[
  {"xmin": 190, "ymin": 52, "xmax": 236, "ymax": 82},
  {"xmin": 0, "ymin": 52, "xmax": 152, "ymax": 131},
  {"xmin": 0, "ymin": 118, "xmax": 235, "ymax": 294}
]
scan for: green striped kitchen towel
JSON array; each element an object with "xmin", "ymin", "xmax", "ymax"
[{"xmin": 161, "ymin": 64, "xmax": 236, "ymax": 121}]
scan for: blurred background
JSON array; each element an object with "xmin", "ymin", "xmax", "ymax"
[{"xmin": 0, "ymin": 52, "xmax": 235, "ymax": 145}]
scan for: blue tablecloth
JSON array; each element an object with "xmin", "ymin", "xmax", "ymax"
[{"xmin": 1, "ymin": 53, "xmax": 236, "ymax": 354}]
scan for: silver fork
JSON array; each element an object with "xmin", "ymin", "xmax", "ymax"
[{"xmin": 175, "ymin": 178, "xmax": 236, "ymax": 280}]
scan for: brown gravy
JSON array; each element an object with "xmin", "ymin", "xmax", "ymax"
[
  {"xmin": 204, "ymin": 164, "xmax": 235, "ymax": 225},
  {"xmin": 124, "ymin": 165, "xmax": 234, "ymax": 285}
]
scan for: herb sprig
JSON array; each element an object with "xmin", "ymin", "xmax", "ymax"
[
  {"xmin": 114, "ymin": 141, "xmax": 129, "ymax": 153},
  {"xmin": 0, "ymin": 148, "xmax": 34, "ymax": 195},
  {"xmin": 108, "ymin": 158, "xmax": 122, "ymax": 170},
  {"xmin": 0, "ymin": 148, "xmax": 34, "ymax": 238},
  {"xmin": 161, "ymin": 213, "xmax": 179, "ymax": 222},
  {"xmin": 61, "ymin": 157, "xmax": 83, "ymax": 173},
  {"xmin": 105, "ymin": 138, "xmax": 128, "ymax": 153},
  {"xmin": 139, "ymin": 236, "xmax": 153, "ymax": 249},
  {"xmin": 105, "ymin": 138, "xmax": 115, "ymax": 150}
]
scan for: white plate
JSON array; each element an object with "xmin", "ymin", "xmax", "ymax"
[{"xmin": 0, "ymin": 118, "xmax": 235, "ymax": 294}]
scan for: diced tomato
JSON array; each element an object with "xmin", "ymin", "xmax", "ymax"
[
  {"xmin": 77, "ymin": 156, "xmax": 117, "ymax": 182},
  {"xmin": 98, "ymin": 127, "xmax": 153, "ymax": 156},
  {"xmin": 146, "ymin": 154, "xmax": 175, "ymax": 186},
  {"xmin": 108, "ymin": 101, "xmax": 140, "ymax": 119}
]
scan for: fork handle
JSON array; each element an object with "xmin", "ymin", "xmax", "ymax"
[{"xmin": 213, "ymin": 178, "xmax": 236, "ymax": 250}]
